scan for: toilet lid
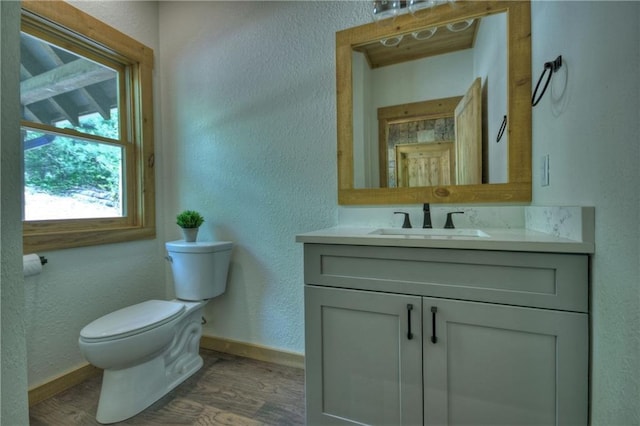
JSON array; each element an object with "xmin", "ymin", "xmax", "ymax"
[
  {"xmin": 166, "ymin": 240, "xmax": 232, "ymax": 253},
  {"xmin": 80, "ymin": 300, "xmax": 185, "ymax": 341}
]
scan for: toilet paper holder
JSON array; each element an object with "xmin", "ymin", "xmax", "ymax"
[{"xmin": 23, "ymin": 253, "xmax": 47, "ymax": 278}]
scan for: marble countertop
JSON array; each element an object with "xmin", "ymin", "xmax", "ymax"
[{"xmin": 296, "ymin": 227, "xmax": 595, "ymax": 254}]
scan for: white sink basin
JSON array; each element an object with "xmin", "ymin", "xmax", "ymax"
[{"xmin": 369, "ymin": 228, "xmax": 490, "ymax": 238}]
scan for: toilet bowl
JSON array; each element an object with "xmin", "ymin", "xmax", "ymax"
[{"xmin": 78, "ymin": 240, "xmax": 232, "ymax": 424}]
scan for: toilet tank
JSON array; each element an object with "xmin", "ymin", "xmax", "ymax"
[{"xmin": 165, "ymin": 240, "xmax": 232, "ymax": 301}]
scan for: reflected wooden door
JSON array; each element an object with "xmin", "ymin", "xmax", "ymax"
[
  {"xmin": 455, "ymin": 77, "xmax": 482, "ymax": 185},
  {"xmin": 396, "ymin": 142, "xmax": 455, "ymax": 187}
]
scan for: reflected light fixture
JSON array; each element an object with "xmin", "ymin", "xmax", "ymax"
[
  {"xmin": 380, "ymin": 35, "xmax": 404, "ymax": 47},
  {"xmin": 408, "ymin": 0, "xmax": 447, "ymax": 15},
  {"xmin": 372, "ymin": 0, "xmax": 403, "ymax": 24},
  {"xmin": 446, "ymin": 19, "xmax": 474, "ymax": 32},
  {"xmin": 374, "ymin": 0, "xmax": 473, "ymax": 47},
  {"xmin": 372, "ymin": 0, "xmax": 456, "ymax": 22},
  {"xmin": 412, "ymin": 27, "xmax": 438, "ymax": 40}
]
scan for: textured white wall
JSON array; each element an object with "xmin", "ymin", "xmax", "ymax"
[
  {"xmin": 159, "ymin": 1, "xmax": 371, "ymax": 353},
  {"xmin": 530, "ymin": 1, "xmax": 640, "ymax": 424},
  {"xmin": 1, "ymin": 1, "xmax": 29, "ymax": 423},
  {"xmin": 23, "ymin": 1, "xmax": 166, "ymax": 388}
]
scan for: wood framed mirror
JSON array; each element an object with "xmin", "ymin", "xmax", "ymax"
[{"xmin": 337, "ymin": 1, "xmax": 531, "ymax": 205}]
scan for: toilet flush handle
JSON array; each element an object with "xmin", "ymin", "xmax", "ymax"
[{"xmin": 165, "ymin": 255, "xmax": 173, "ymax": 263}]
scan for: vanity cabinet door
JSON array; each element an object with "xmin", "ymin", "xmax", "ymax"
[
  {"xmin": 305, "ymin": 285, "xmax": 423, "ymax": 426},
  {"xmin": 423, "ymin": 297, "xmax": 588, "ymax": 426}
]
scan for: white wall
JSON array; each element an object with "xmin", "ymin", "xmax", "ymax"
[
  {"xmin": 474, "ymin": 12, "xmax": 507, "ymax": 182},
  {"xmin": 22, "ymin": 1, "xmax": 166, "ymax": 388},
  {"xmin": 0, "ymin": 1, "xmax": 29, "ymax": 423},
  {"xmin": 352, "ymin": 51, "xmax": 371, "ymax": 188},
  {"xmin": 530, "ymin": 2, "xmax": 639, "ymax": 424},
  {"xmin": 158, "ymin": 1, "xmax": 368, "ymax": 354},
  {"xmin": 370, "ymin": 50, "xmax": 473, "ymax": 106}
]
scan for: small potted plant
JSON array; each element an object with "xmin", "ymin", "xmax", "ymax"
[{"xmin": 176, "ymin": 210, "xmax": 204, "ymax": 242}]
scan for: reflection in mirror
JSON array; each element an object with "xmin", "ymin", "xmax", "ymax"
[
  {"xmin": 352, "ymin": 12, "xmax": 508, "ymax": 189},
  {"xmin": 337, "ymin": 1, "xmax": 532, "ymax": 205},
  {"xmin": 378, "ymin": 95, "xmax": 461, "ymax": 188}
]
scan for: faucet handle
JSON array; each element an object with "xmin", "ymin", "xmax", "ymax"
[
  {"xmin": 394, "ymin": 211, "xmax": 412, "ymax": 229},
  {"xmin": 422, "ymin": 203, "xmax": 432, "ymax": 229},
  {"xmin": 444, "ymin": 211, "xmax": 464, "ymax": 229}
]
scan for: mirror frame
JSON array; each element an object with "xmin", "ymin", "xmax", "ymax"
[{"xmin": 337, "ymin": 0, "xmax": 531, "ymax": 205}]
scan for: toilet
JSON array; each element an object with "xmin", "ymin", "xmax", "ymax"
[{"xmin": 78, "ymin": 240, "xmax": 232, "ymax": 424}]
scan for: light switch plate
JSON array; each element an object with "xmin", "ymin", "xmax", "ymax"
[{"xmin": 541, "ymin": 154, "xmax": 550, "ymax": 187}]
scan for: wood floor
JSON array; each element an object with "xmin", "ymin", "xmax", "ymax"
[{"xmin": 29, "ymin": 349, "xmax": 305, "ymax": 425}]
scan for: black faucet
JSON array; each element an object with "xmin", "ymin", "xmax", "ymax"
[
  {"xmin": 444, "ymin": 211, "xmax": 464, "ymax": 229},
  {"xmin": 422, "ymin": 203, "xmax": 432, "ymax": 229},
  {"xmin": 394, "ymin": 212, "xmax": 412, "ymax": 228}
]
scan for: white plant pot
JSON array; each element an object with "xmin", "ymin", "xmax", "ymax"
[{"xmin": 181, "ymin": 227, "xmax": 199, "ymax": 242}]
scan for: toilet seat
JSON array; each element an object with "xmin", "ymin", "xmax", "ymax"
[{"xmin": 80, "ymin": 300, "xmax": 185, "ymax": 342}]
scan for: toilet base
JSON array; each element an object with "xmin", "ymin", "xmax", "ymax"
[{"xmin": 95, "ymin": 304, "xmax": 204, "ymax": 424}]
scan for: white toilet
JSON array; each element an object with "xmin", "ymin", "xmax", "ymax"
[{"xmin": 78, "ymin": 240, "xmax": 232, "ymax": 424}]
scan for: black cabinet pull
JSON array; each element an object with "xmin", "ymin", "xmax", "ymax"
[
  {"xmin": 431, "ymin": 306, "xmax": 438, "ymax": 343},
  {"xmin": 407, "ymin": 304, "xmax": 414, "ymax": 340}
]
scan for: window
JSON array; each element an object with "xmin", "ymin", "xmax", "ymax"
[{"xmin": 21, "ymin": 1, "xmax": 155, "ymax": 252}]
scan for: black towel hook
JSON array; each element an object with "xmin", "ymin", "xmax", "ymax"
[
  {"xmin": 532, "ymin": 55, "xmax": 562, "ymax": 107},
  {"xmin": 496, "ymin": 115, "xmax": 507, "ymax": 143}
]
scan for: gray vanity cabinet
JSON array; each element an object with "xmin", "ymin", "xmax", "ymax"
[
  {"xmin": 422, "ymin": 297, "xmax": 588, "ymax": 425},
  {"xmin": 305, "ymin": 286, "xmax": 423, "ymax": 425},
  {"xmin": 303, "ymin": 244, "xmax": 589, "ymax": 426}
]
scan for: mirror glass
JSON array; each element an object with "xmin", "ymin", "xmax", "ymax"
[
  {"xmin": 352, "ymin": 12, "xmax": 507, "ymax": 189},
  {"xmin": 337, "ymin": 1, "xmax": 532, "ymax": 205}
]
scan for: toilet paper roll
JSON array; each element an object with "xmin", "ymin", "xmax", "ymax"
[{"xmin": 23, "ymin": 254, "xmax": 43, "ymax": 277}]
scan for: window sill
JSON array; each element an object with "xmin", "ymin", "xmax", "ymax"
[{"xmin": 24, "ymin": 225, "xmax": 156, "ymax": 253}]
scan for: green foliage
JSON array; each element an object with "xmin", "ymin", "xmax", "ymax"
[
  {"xmin": 23, "ymin": 112, "xmax": 121, "ymax": 202},
  {"xmin": 24, "ymin": 139, "xmax": 120, "ymax": 198},
  {"xmin": 176, "ymin": 210, "xmax": 204, "ymax": 228}
]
